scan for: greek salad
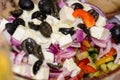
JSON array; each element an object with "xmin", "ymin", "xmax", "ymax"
[{"xmin": 1, "ymin": 0, "xmax": 120, "ymax": 80}]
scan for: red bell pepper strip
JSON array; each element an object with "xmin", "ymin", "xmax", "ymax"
[
  {"xmin": 72, "ymin": 9, "xmax": 95, "ymax": 28},
  {"xmin": 77, "ymin": 58, "xmax": 97, "ymax": 78},
  {"xmin": 84, "ymin": 65, "xmax": 96, "ymax": 74},
  {"xmin": 81, "ymin": 45, "xmax": 87, "ymax": 52},
  {"xmin": 77, "ymin": 58, "xmax": 90, "ymax": 66},
  {"xmin": 77, "ymin": 71, "xmax": 84, "ymax": 79},
  {"xmin": 105, "ymin": 48, "xmax": 116, "ymax": 57}
]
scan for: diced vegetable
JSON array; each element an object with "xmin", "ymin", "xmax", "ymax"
[
  {"xmin": 105, "ymin": 48, "xmax": 116, "ymax": 57},
  {"xmin": 82, "ymin": 39, "xmax": 91, "ymax": 47},
  {"xmin": 95, "ymin": 56, "xmax": 114, "ymax": 66},
  {"xmin": 81, "ymin": 45, "xmax": 87, "ymax": 52},
  {"xmin": 100, "ymin": 63, "xmax": 108, "ymax": 72},
  {"xmin": 76, "ymin": 51, "xmax": 89, "ymax": 60},
  {"xmin": 89, "ymin": 71, "xmax": 101, "ymax": 78},
  {"xmin": 107, "ymin": 62, "xmax": 119, "ymax": 71}
]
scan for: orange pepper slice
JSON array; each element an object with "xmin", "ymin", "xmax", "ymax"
[
  {"xmin": 72, "ymin": 9, "xmax": 95, "ymax": 28},
  {"xmin": 105, "ymin": 48, "xmax": 116, "ymax": 57}
]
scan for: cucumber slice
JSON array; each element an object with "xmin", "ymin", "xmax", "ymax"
[
  {"xmin": 100, "ymin": 63, "xmax": 108, "ymax": 72},
  {"xmin": 107, "ymin": 62, "xmax": 119, "ymax": 71},
  {"xmin": 76, "ymin": 51, "xmax": 89, "ymax": 60}
]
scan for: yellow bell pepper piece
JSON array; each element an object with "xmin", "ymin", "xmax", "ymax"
[
  {"xmin": 82, "ymin": 39, "xmax": 91, "ymax": 47},
  {"xmin": 95, "ymin": 56, "xmax": 114, "ymax": 67}
]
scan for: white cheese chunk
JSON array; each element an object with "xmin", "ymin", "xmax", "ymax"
[
  {"xmin": 43, "ymin": 51, "xmax": 54, "ymax": 63},
  {"xmin": 34, "ymin": 67, "xmax": 49, "ymax": 80},
  {"xmin": 90, "ymin": 26, "xmax": 110, "ymax": 40},
  {"xmin": 46, "ymin": 15, "xmax": 59, "ymax": 27},
  {"xmin": 83, "ymin": 3, "xmax": 92, "ymax": 11},
  {"xmin": 63, "ymin": 58, "xmax": 81, "ymax": 77},
  {"xmin": 55, "ymin": 21, "xmax": 71, "ymax": 31},
  {"xmin": 0, "ymin": 18, "xmax": 9, "ymax": 32},
  {"xmin": 66, "ymin": 0, "xmax": 81, "ymax": 6},
  {"xmin": 13, "ymin": 64, "xmax": 32, "ymax": 77},
  {"xmin": 30, "ymin": 18, "xmax": 41, "ymax": 25},
  {"xmin": 59, "ymin": 6, "xmax": 75, "ymax": 23},
  {"xmin": 28, "ymin": 54, "xmax": 38, "ymax": 65},
  {"xmin": 51, "ymin": 33, "xmax": 62, "ymax": 43},
  {"xmin": 12, "ymin": 25, "xmax": 26, "ymax": 42},
  {"xmin": 66, "ymin": 0, "xmax": 91, "ymax": 11},
  {"xmin": 58, "ymin": 34, "xmax": 73, "ymax": 48},
  {"xmin": 96, "ymin": 15, "xmax": 106, "ymax": 27},
  {"xmin": 72, "ymin": 18, "xmax": 83, "ymax": 27}
]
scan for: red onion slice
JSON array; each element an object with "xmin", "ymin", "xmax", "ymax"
[
  {"xmin": 112, "ymin": 43, "xmax": 120, "ymax": 63},
  {"xmin": 15, "ymin": 50, "xmax": 26, "ymax": 65},
  {"xmin": 97, "ymin": 40, "xmax": 112, "ymax": 59}
]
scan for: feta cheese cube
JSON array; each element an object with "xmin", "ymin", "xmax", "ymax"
[
  {"xmin": 90, "ymin": 26, "xmax": 110, "ymax": 40},
  {"xmin": 59, "ymin": 6, "xmax": 75, "ymax": 23},
  {"xmin": 58, "ymin": 34, "xmax": 73, "ymax": 48},
  {"xmin": 34, "ymin": 67, "xmax": 49, "ymax": 80},
  {"xmin": 30, "ymin": 18, "xmax": 41, "ymax": 25},
  {"xmin": 72, "ymin": 18, "xmax": 83, "ymax": 27},
  {"xmin": 0, "ymin": 18, "xmax": 9, "ymax": 32},
  {"xmin": 28, "ymin": 54, "xmax": 38, "ymax": 65},
  {"xmin": 83, "ymin": 3, "xmax": 92, "ymax": 11},
  {"xmin": 51, "ymin": 33, "xmax": 61, "ymax": 43},
  {"xmin": 43, "ymin": 51, "xmax": 54, "ymax": 63},
  {"xmin": 46, "ymin": 15, "xmax": 59, "ymax": 27},
  {"xmin": 12, "ymin": 25, "xmax": 26, "ymax": 41},
  {"xmin": 96, "ymin": 15, "xmax": 106, "ymax": 27},
  {"xmin": 66, "ymin": 0, "xmax": 81, "ymax": 6},
  {"xmin": 63, "ymin": 58, "xmax": 81, "ymax": 77}
]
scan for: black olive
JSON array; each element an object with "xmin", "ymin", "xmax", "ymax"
[
  {"xmin": 59, "ymin": 27, "xmax": 75, "ymax": 35},
  {"xmin": 71, "ymin": 3, "xmax": 84, "ymax": 10},
  {"xmin": 32, "ymin": 11, "xmax": 47, "ymax": 21},
  {"xmin": 19, "ymin": 0, "xmax": 34, "ymax": 11},
  {"xmin": 51, "ymin": 0, "xmax": 60, "ymax": 19},
  {"xmin": 33, "ymin": 59, "xmax": 43, "ymax": 75},
  {"xmin": 33, "ymin": 45, "xmax": 44, "ymax": 60},
  {"xmin": 13, "ymin": 18, "xmax": 25, "ymax": 27},
  {"xmin": 5, "ymin": 23, "xmax": 17, "ymax": 35},
  {"xmin": 88, "ymin": 9, "xmax": 99, "ymax": 21},
  {"xmin": 110, "ymin": 24, "xmax": 120, "ymax": 44},
  {"xmin": 47, "ymin": 63, "xmax": 62, "ymax": 70},
  {"xmin": 39, "ymin": 22, "xmax": 53, "ymax": 37},
  {"xmin": 22, "ymin": 38, "xmax": 37, "ymax": 55},
  {"xmin": 10, "ymin": 9, "xmax": 23, "ymax": 17},
  {"xmin": 77, "ymin": 23, "xmax": 90, "ymax": 36},
  {"xmin": 38, "ymin": 0, "xmax": 53, "ymax": 14},
  {"xmin": 28, "ymin": 22, "xmax": 40, "ymax": 31}
]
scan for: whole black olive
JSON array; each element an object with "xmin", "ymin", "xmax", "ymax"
[
  {"xmin": 38, "ymin": 0, "xmax": 53, "ymax": 14},
  {"xmin": 33, "ymin": 59, "xmax": 43, "ymax": 75},
  {"xmin": 19, "ymin": 0, "xmax": 34, "ymax": 11},
  {"xmin": 110, "ymin": 24, "xmax": 120, "ymax": 44},
  {"xmin": 47, "ymin": 63, "xmax": 62, "ymax": 70},
  {"xmin": 32, "ymin": 11, "xmax": 47, "ymax": 21},
  {"xmin": 28, "ymin": 22, "xmax": 40, "ymax": 31},
  {"xmin": 5, "ymin": 23, "xmax": 17, "ymax": 35},
  {"xmin": 33, "ymin": 45, "xmax": 44, "ymax": 60},
  {"xmin": 22, "ymin": 38, "xmax": 37, "ymax": 55},
  {"xmin": 77, "ymin": 23, "xmax": 90, "ymax": 36},
  {"xmin": 10, "ymin": 9, "xmax": 23, "ymax": 17},
  {"xmin": 13, "ymin": 18, "xmax": 25, "ymax": 27},
  {"xmin": 59, "ymin": 27, "xmax": 75, "ymax": 35},
  {"xmin": 88, "ymin": 9, "xmax": 99, "ymax": 21},
  {"xmin": 71, "ymin": 3, "xmax": 84, "ymax": 10},
  {"xmin": 39, "ymin": 22, "xmax": 53, "ymax": 37}
]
